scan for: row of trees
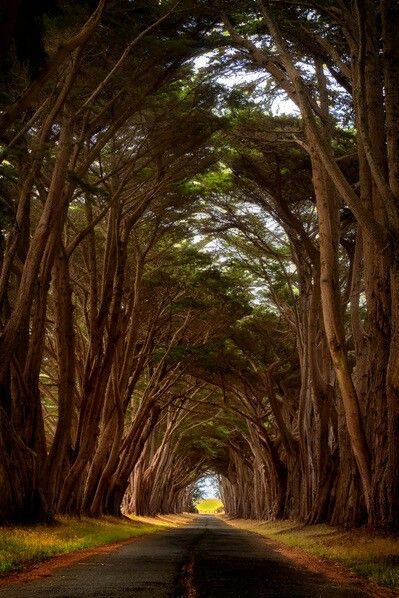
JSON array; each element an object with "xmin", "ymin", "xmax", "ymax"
[
  {"xmin": 211, "ymin": 0, "xmax": 399, "ymax": 529},
  {"xmin": 0, "ymin": 0, "xmax": 230, "ymax": 521},
  {"xmin": 0, "ymin": 0, "xmax": 398, "ymax": 529}
]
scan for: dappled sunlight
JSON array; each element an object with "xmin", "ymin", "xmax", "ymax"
[
  {"xmin": 130, "ymin": 514, "xmax": 194, "ymax": 528},
  {"xmin": 0, "ymin": 0, "xmax": 398, "ymax": 593}
]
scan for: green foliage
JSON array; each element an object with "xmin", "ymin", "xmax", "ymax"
[
  {"xmin": 184, "ymin": 162, "xmax": 234, "ymax": 195},
  {"xmin": 67, "ymin": 171, "xmax": 110, "ymax": 201}
]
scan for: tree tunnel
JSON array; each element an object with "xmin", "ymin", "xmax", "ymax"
[
  {"xmin": 1, "ymin": 0, "xmax": 399, "ymax": 531},
  {"xmin": 119, "ymin": 380, "xmax": 292, "ymax": 523}
]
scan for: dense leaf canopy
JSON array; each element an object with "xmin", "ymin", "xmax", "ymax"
[{"xmin": 0, "ymin": 0, "xmax": 398, "ymax": 530}]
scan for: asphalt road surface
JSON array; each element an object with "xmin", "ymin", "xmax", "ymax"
[{"xmin": 0, "ymin": 516, "xmax": 369, "ymax": 597}]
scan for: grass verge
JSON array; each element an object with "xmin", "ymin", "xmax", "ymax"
[
  {"xmin": 196, "ymin": 498, "xmax": 223, "ymax": 514},
  {"xmin": 226, "ymin": 518, "xmax": 399, "ymax": 591},
  {"xmin": 0, "ymin": 514, "xmax": 188, "ymax": 576}
]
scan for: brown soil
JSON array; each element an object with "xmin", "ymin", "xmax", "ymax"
[
  {"xmin": 255, "ymin": 533, "xmax": 398, "ymax": 598},
  {"xmin": 0, "ymin": 534, "xmax": 146, "ymax": 587}
]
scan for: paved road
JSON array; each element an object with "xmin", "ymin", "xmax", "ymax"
[{"xmin": 0, "ymin": 516, "xmax": 368, "ymax": 597}]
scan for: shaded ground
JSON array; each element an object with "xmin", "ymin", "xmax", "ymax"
[
  {"xmin": 227, "ymin": 518, "xmax": 399, "ymax": 591},
  {"xmin": 0, "ymin": 516, "xmax": 391, "ymax": 597}
]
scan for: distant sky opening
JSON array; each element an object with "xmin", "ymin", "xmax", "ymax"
[{"xmin": 195, "ymin": 473, "xmax": 220, "ymax": 499}]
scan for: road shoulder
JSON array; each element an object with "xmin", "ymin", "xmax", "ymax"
[
  {"xmin": 0, "ymin": 514, "xmax": 192, "ymax": 586},
  {"xmin": 225, "ymin": 517, "xmax": 399, "ymax": 597}
]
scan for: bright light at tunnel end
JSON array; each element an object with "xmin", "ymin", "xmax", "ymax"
[{"xmin": 195, "ymin": 474, "xmax": 221, "ymax": 499}]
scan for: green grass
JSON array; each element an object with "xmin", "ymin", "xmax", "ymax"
[
  {"xmin": 227, "ymin": 519, "xmax": 399, "ymax": 590},
  {"xmin": 0, "ymin": 514, "xmax": 186, "ymax": 576},
  {"xmin": 196, "ymin": 498, "xmax": 223, "ymax": 513}
]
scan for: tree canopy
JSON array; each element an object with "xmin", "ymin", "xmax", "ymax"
[{"xmin": 0, "ymin": 0, "xmax": 398, "ymax": 530}]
